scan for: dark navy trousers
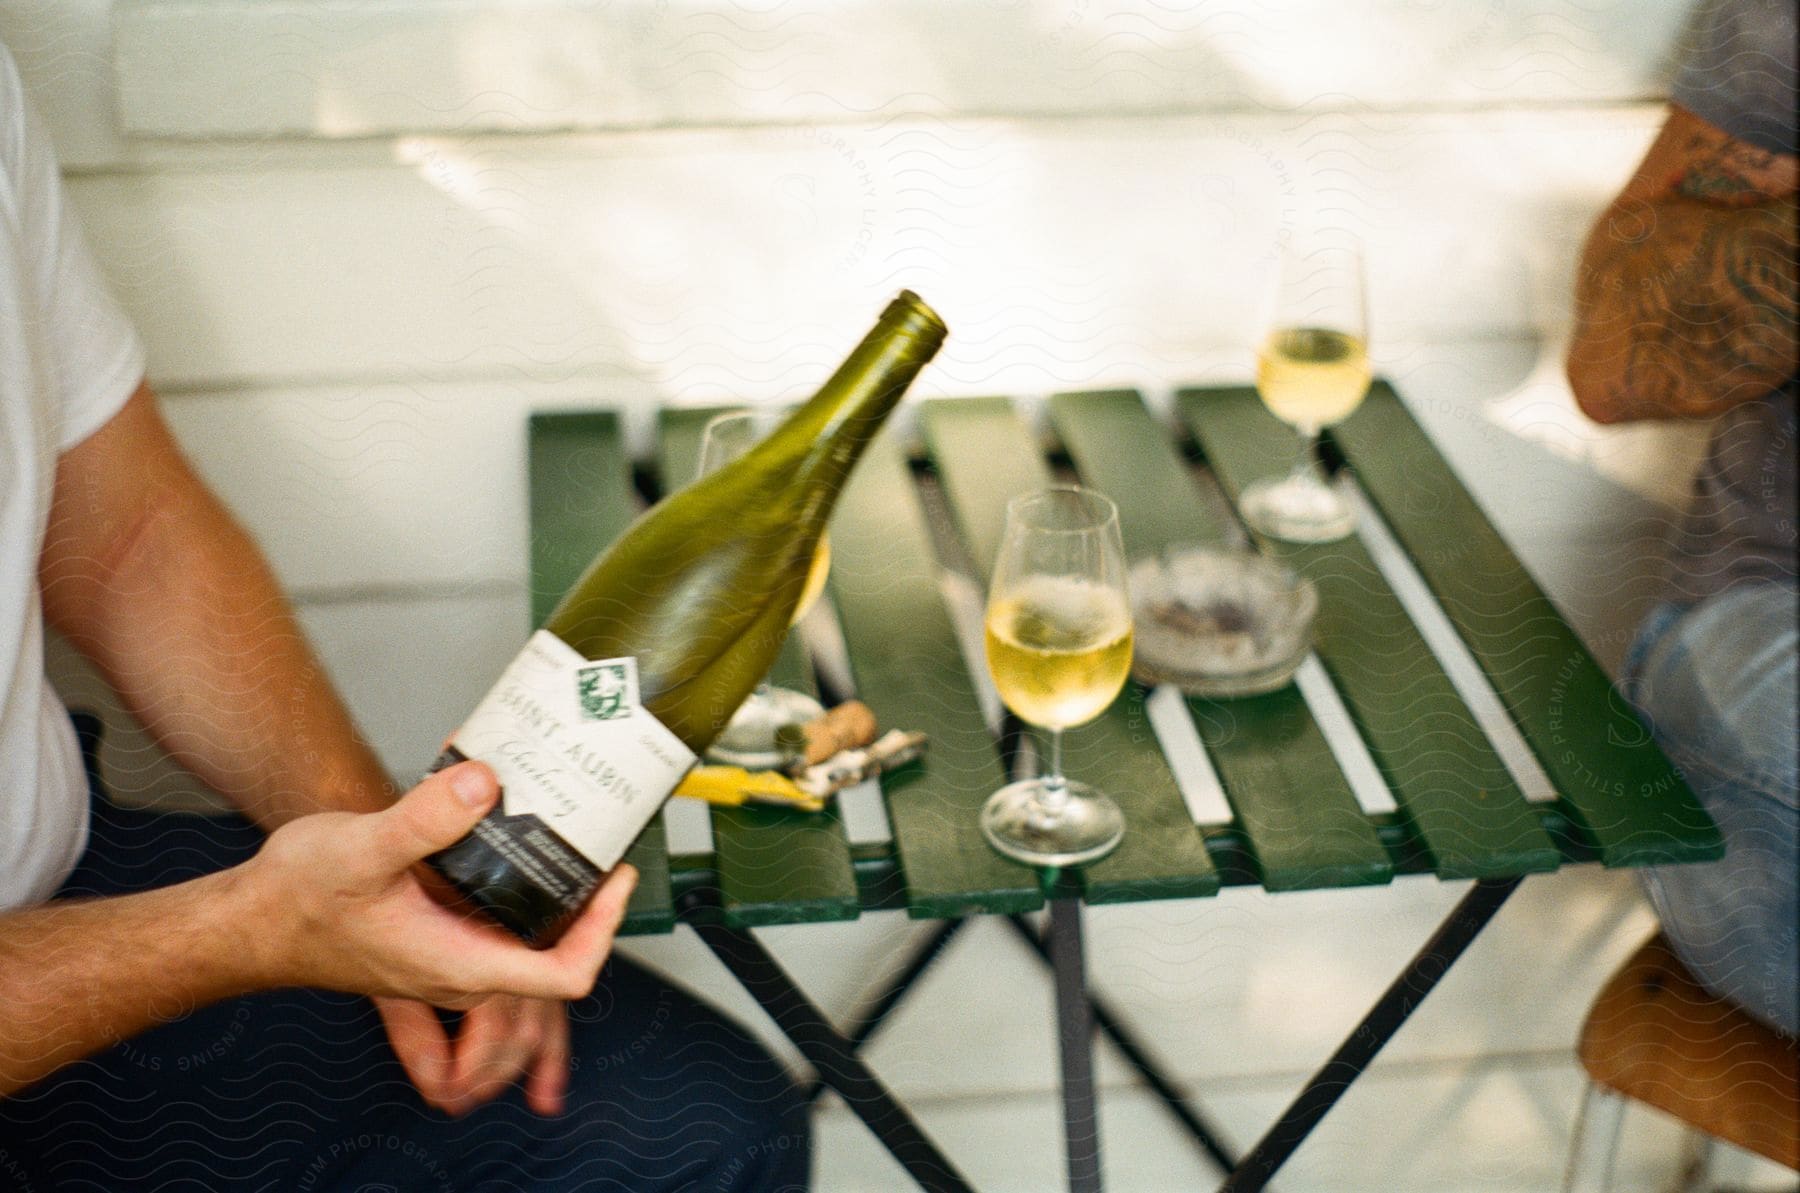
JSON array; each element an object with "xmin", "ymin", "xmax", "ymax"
[{"xmin": 0, "ymin": 754, "xmax": 810, "ymax": 1192}]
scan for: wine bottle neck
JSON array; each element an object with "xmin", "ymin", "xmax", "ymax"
[{"xmin": 781, "ymin": 293, "xmax": 946, "ymax": 490}]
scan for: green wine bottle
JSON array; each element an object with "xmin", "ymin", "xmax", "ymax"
[{"xmin": 428, "ymin": 291, "xmax": 947, "ymax": 945}]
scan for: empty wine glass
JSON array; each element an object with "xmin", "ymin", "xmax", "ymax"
[
  {"xmin": 697, "ymin": 408, "xmax": 831, "ymax": 767},
  {"xmin": 1237, "ymin": 231, "xmax": 1371, "ymax": 543},
  {"xmin": 980, "ymin": 487, "xmax": 1132, "ymax": 867}
]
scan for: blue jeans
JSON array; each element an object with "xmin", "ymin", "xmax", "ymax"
[
  {"xmin": 1626, "ymin": 580, "xmax": 1798, "ymax": 1038},
  {"xmin": 0, "ymin": 786, "xmax": 811, "ymax": 1191}
]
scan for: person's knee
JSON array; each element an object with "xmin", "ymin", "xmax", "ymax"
[
  {"xmin": 1634, "ymin": 583, "xmax": 1799, "ymax": 795},
  {"xmin": 657, "ymin": 1026, "xmax": 813, "ymax": 1191},
  {"xmin": 700, "ymin": 1082, "xmax": 811, "ymax": 1193},
  {"xmin": 680, "ymin": 1012, "xmax": 811, "ymax": 1159},
  {"xmin": 560, "ymin": 963, "xmax": 811, "ymax": 1188},
  {"xmin": 661, "ymin": 999, "xmax": 811, "ymax": 1190}
]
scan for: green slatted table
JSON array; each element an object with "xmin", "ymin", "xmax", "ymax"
[{"xmin": 525, "ymin": 385, "xmax": 1720, "ymax": 1193}]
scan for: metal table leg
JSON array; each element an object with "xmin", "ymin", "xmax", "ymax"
[
  {"xmin": 797, "ymin": 908, "xmax": 1239, "ymax": 1182},
  {"xmin": 1220, "ymin": 876, "xmax": 1523, "ymax": 1193},
  {"xmin": 1006, "ymin": 914, "xmax": 1240, "ymax": 1175},
  {"xmin": 689, "ymin": 916, "xmax": 976, "ymax": 1193},
  {"xmin": 1051, "ymin": 895, "xmax": 1103, "ymax": 1193}
]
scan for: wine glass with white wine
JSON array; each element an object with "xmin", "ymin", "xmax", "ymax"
[
  {"xmin": 980, "ymin": 487, "xmax": 1132, "ymax": 867},
  {"xmin": 697, "ymin": 408, "xmax": 833, "ymax": 768},
  {"xmin": 1237, "ymin": 231, "xmax": 1372, "ymax": 543}
]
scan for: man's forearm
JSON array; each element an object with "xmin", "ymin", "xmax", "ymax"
[
  {"xmin": 42, "ymin": 388, "xmax": 395, "ymax": 830},
  {"xmin": 78, "ymin": 486, "xmax": 392, "ymax": 828},
  {"xmin": 0, "ymin": 870, "xmax": 266, "ymax": 1096},
  {"xmin": 1569, "ymin": 192, "xmax": 1798, "ymax": 423}
]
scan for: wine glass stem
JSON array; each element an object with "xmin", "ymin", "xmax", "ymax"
[
  {"xmin": 1290, "ymin": 423, "xmax": 1320, "ymax": 482},
  {"xmin": 1038, "ymin": 727, "xmax": 1069, "ymax": 816}
]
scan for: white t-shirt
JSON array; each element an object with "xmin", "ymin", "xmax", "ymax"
[{"xmin": 1, "ymin": 44, "xmax": 146, "ymax": 909}]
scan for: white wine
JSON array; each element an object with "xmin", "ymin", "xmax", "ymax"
[
  {"xmin": 792, "ymin": 535, "xmax": 831, "ymax": 625},
  {"xmin": 1256, "ymin": 326, "xmax": 1371, "ymax": 429},
  {"xmin": 985, "ymin": 576, "xmax": 1133, "ymax": 731},
  {"xmin": 430, "ymin": 292, "xmax": 946, "ymax": 945},
  {"xmin": 977, "ymin": 487, "xmax": 1130, "ymax": 867}
]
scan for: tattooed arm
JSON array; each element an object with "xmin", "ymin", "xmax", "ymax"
[{"xmin": 1567, "ymin": 104, "xmax": 1798, "ymax": 424}]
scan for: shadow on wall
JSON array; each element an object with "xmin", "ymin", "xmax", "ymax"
[{"xmin": 112, "ymin": 1, "xmax": 1692, "ymax": 139}]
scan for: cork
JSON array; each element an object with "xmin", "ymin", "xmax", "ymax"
[{"xmin": 794, "ymin": 700, "xmax": 878, "ymax": 767}]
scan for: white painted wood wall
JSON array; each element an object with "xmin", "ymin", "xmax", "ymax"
[{"xmin": 12, "ymin": 2, "xmax": 1788, "ymax": 1188}]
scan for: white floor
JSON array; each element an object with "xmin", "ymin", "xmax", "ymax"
[
  {"xmin": 807, "ymin": 1025, "xmax": 1796, "ymax": 1193},
  {"xmin": 614, "ymin": 877, "xmax": 1797, "ymax": 1193}
]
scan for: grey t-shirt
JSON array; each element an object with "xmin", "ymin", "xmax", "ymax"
[{"xmin": 1662, "ymin": 0, "xmax": 1798, "ymax": 606}]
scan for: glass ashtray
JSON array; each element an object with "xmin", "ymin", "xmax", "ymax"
[{"xmin": 1129, "ymin": 546, "xmax": 1318, "ymax": 698}]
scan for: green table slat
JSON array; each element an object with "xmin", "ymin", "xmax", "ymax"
[
  {"xmin": 654, "ymin": 408, "xmax": 860, "ymax": 927},
  {"xmin": 1172, "ymin": 389, "xmax": 1560, "ymax": 879},
  {"xmin": 924, "ymin": 398, "xmax": 1060, "ymax": 578},
  {"xmin": 1048, "ymin": 391, "xmax": 1391, "ymax": 891},
  {"xmin": 829, "ymin": 429, "xmax": 1043, "ymax": 917},
  {"xmin": 706, "ymin": 806, "xmax": 860, "ymax": 926},
  {"xmin": 1320, "ymin": 384, "xmax": 1721, "ymax": 866},
  {"xmin": 921, "ymin": 398, "xmax": 1221, "ymax": 902},
  {"xmin": 528, "ymin": 411, "xmax": 674, "ymax": 933},
  {"xmin": 530, "ymin": 411, "xmax": 635, "ymax": 628}
]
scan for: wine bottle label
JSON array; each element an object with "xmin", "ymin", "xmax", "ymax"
[{"xmin": 450, "ymin": 631, "xmax": 697, "ymax": 871}]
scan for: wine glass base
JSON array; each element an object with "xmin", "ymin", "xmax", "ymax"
[
  {"xmin": 704, "ymin": 686, "xmax": 827, "ymax": 770},
  {"xmin": 980, "ymin": 778, "xmax": 1125, "ymax": 868},
  {"xmin": 1239, "ymin": 474, "xmax": 1357, "ymax": 543}
]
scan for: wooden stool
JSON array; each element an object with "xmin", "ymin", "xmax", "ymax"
[{"xmin": 1564, "ymin": 934, "xmax": 1799, "ymax": 1191}]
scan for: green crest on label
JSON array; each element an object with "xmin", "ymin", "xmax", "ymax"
[{"xmin": 576, "ymin": 663, "xmax": 632, "ymax": 721}]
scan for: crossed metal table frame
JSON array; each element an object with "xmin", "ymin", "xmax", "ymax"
[{"xmin": 671, "ymin": 712, "xmax": 1540, "ymax": 1193}]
